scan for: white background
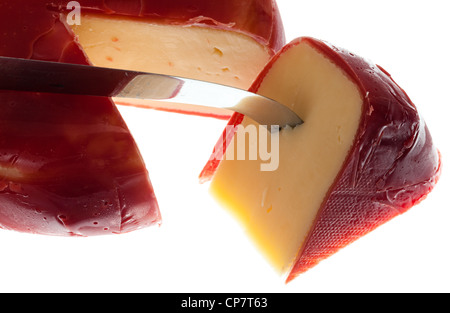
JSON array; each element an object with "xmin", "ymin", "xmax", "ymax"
[{"xmin": 1, "ymin": 0, "xmax": 449, "ymax": 293}]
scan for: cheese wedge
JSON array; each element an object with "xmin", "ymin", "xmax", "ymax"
[{"xmin": 201, "ymin": 37, "xmax": 442, "ymax": 281}]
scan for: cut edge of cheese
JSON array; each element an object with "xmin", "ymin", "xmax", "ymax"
[
  {"xmin": 70, "ymin": 13, "xmax": 274, "ymax": 117},
  {"xmin": 208, "ymin": 41, "xmax": 363, "ymax": 275}
]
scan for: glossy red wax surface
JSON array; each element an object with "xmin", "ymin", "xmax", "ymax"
[
  {"xmin": 287, "ymin": 38, "xmax": 441, "ymax": 282},
  {"xmin": 0, "ymin": 0, "xmax": 161, "ymax": 236},
  {"xmin": 200, "ymin": 37, "xmax": 442, "ymax": 281}
]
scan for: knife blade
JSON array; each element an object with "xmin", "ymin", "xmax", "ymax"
[{"xmin": 0, "ymin": 56, "xmax": 303, "ymax": 128}]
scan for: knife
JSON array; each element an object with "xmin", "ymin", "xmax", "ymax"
[{"xmin": 0, "ymin": 56, "xmax": 303, "ymax": 129}]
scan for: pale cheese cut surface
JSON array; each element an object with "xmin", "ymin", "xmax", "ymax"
[
  {"xmin": 71, "ymin": 14, "xmax": 271, "ymax": 90},
  {"xmin": 210, "ymin": 42, "xmax": 363, "ymax": 274}
]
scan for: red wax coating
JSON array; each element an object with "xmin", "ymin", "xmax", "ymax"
[
  {"xmin": 200, "ymin": 37, "xmax": 442, "ymax": 281},
  {"xmin": 0, "ymin": 0, "xmax": 162, "ymax": 236}
]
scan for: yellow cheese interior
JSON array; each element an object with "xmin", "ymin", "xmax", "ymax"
[
  {"xmin": 210, "ymin": 42, "xmax": 363, "ymax": 274},
  {"xmin": 71, "ymin": 14, "xmax": 271, "ymax": 90}
]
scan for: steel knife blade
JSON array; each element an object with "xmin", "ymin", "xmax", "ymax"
[{"xmin": 0, "ymin": 56, "xmax": 303, "ymax": 128}]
